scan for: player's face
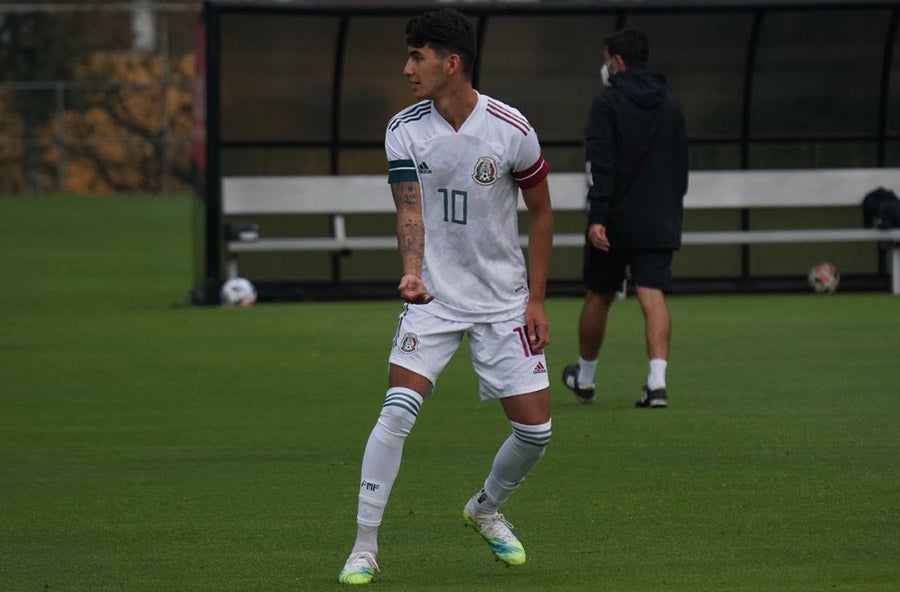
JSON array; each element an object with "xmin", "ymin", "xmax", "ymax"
[{"xmin": 404, "ymin": 44, "xmax": 450, "ymax": 100}]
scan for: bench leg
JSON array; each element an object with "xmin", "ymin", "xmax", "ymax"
[
  {"xmin": 892, "ymin": 245, "xmax": 900, "ymax": 296},
  {"xmin": 227, "ymin": 257, "xmax": 239, "ymax": 280}
]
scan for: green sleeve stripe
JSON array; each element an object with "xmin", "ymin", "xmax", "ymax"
[
  {"xmin": 388, "ymin": 169, "xmax": 419, "ymax": 183},
  {"xmin": 388, "ymin": 160, "xmax": 418, "ymax": 183}
]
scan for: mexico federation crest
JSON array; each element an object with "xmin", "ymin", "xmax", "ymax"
[
  {"xmin": 398, "ymin": 332, "xmax": 419, "ymax": 353},
  {"xmin": 472, "ymin": 156, "xmax": 498, "ymax": 186}
]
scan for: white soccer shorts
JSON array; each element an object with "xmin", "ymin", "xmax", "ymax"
[{"xmin": 388, "ymin": 305, "xmax": 550, "ymax": 400}]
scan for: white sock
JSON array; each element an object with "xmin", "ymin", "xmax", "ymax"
[
  {"xmin": 351, "ymin": 387, "xmax": 423, "ymax": 554},
  {"xmin": 577, "ymin": 357, "xmax": 597, "ymax": 388},
  {"xmin": 473, "ymin": 419, "xmax": 552, "ymax": 516},
  {"xmin": 648, "ymin": 359, "xmax": 667, "ymax": 390},
  {"xmin": 351, "ymin": 524, "xmax": 378, "ymax": 555}
]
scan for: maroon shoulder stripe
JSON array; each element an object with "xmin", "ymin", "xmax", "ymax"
[
  {"xmin": 487, "ymin": 100, "xmax": 529, "ymax": 127},
  {"xmin": 486, "ymin": 105, "xmax": 530, "ymax": 135}
]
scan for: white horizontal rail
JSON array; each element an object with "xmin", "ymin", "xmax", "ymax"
[
  {"xmin": 228, "ymin": 228, "xmax": 900, "ymax": 253},
  {"xmin": 222, "ymin": 168, "xmax": 900, "ymax": 215},
  {"xmin": 226, "ymin": 228, "xmax": 900, "ymax": 295},
  {"xmin": 681, "ymin": 228, "xmax": 900, "ymax": 245}
]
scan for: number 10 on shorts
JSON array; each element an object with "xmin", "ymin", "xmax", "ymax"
[{"xmin": 513, "ymin": 325, "xmax": 542, "ymax": 356}]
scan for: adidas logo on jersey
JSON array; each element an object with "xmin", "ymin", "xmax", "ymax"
[
  {"xmin": 532, "ymin": 362, "xmax": 547, "ymax": 374},
  {"xmin": 417, "ymin": 161, "xmax": 432, "ymax": 174}
]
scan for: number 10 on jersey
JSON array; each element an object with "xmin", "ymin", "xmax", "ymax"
[{"xmin": 438, "ymin": 188, "xmax": 467, "ymax": 225}]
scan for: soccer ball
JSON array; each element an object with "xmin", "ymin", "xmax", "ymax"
[
  {"xmin": 807, "ymin": 262, "xmax": 839, "ymax": 294},
  {"xmin": 220, "ymin": 277, "xmax": 257, "ymax": 307}
]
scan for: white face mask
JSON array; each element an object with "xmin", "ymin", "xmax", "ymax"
[{"xmin": 600, "ymin": 63, "xmax": 612, "ymax": 87}]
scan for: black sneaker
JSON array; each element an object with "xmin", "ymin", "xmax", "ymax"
[
  {"xmin": 562, "ymin": 364, "xmax": 595, "ymax": 404},
  {"xmin": 635, "ymin": 385, "xmax": 668, "ymax": 408}
]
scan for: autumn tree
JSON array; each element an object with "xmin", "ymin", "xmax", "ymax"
[{"xmin": 0, "ymin": 8, "xmax": 92, "ymax": 194}]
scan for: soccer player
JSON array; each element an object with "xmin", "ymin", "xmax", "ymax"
[{"xmin": 338, "ymin": 8, "xmax": 554, "ymax": 585}]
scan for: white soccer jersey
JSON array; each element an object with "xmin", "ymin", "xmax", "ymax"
[{"xmin": 386, "ymin": 92, "xmax": 549, "ymax": 322}]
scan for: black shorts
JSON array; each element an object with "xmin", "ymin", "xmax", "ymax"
[{"xmin": 583, "ymin": 244, "xmax": 674, "ymax": 293}]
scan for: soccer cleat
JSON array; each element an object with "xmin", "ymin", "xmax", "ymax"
[
  {"xmin": 635, "ymin": 385, "xmax": 668, "ymax": 408},
  {"xmin": 562, "ymin": 364, "xmax": 595, "ymax": 404},
  {"xmin": 338, "ymin": 551, "xmax": 379, "ymax": 585},
  {"xmin": 463, "ymin": 498, "xmax": 526, "ymax": 566}
]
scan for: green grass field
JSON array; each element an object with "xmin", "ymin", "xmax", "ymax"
[{"xmin": 1, "ymin": 195, "xmax": 898, "ymax": 591}]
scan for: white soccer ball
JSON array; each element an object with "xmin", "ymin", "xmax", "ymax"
[
  {"xmin": 220, "ymin": 277, "xmax": 257, "ymax": 307},
  {"xmin": 808, "ymin": 262, "xmax": 839, "ymax": 294}
]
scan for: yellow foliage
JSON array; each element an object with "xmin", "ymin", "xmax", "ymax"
[{"xmin": 2, "ymin": 51, "xmax": 195, "ymax": 194}]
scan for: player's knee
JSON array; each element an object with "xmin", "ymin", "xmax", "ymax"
[
  {"xmin": 374, "ymin": 387, "xmax": 424, "ymax": 441},
  {"xmin": 510, "ymin": 418, "xmax": 552, "ymax": 449}
]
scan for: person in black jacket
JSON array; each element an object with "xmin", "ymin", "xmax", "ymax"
[{"xmin": 562, "ymin": 30, "xmax": 688, "ymax": 409}]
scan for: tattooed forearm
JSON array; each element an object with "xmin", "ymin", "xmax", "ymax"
[
  {"xmin": 392, "ymin": 182, "xmax": 419, "ymax": 208},
  {"xmin": 391, "ymin": 182, "xmax": 425, "ymax": 274}
]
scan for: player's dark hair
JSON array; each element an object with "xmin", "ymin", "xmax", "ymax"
[
  {"xmin": 603, "ymin": 29, "xmax": 649, "ymax": 69},
  {"xmin": 406, "ymin": 9, "xmax": 477, "ymax": 80}
]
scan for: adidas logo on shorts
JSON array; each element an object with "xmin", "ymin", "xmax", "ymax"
[{"xmin": 532, "ymin": 362, "xmax": 547, "ymax": 374}]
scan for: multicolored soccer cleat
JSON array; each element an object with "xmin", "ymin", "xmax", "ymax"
[
  {"xmin": 463, "ymin": 499, "xmax": 526, "ymax": 566},
  {"xmin": 338, "ymin": 551, "xmax": 379, "ymax": 585}
]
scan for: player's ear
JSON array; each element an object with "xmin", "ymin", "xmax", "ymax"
[{"xmin": 445, "ymin": 53, "xmax": 461, "ymax": 76}]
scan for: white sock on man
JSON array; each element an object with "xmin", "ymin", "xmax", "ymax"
[
  {"xmin": 470, "ymin": 419, "xmax": 552, "ymax": 516},
  {"xmin": 577, "ymin": 357, "xmax": 597, "ymax": 388},
  {"xmin": 648, "ymin": 358, "xmax": 668, "ymax": 390},
  {"xmin": 351, "ymin": 387, "xmax": 423, "ymax": 554}
]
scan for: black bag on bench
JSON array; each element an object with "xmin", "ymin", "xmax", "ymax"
[{"xmin": 862, "ymin": 187, "xmax": 900, "ymax": 229}]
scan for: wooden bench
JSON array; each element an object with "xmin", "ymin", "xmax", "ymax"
[{"xmin": 223, "ymin": 168, "xmax": 900, "ymax": 294}]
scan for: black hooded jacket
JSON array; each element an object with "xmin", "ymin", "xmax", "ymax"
[{"xmin": 585, "ymin": 69, "xmax": 688, "ymax": 249}]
